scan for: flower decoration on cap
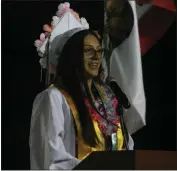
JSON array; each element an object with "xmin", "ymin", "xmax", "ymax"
[
  {"xmin": 34, "ymin": 33, "xmax": 46, "ymax": 50},
  {"xmin": 56, "ymin": 2, "xmax": 80, "ymax": 22},
  {"xmin": 80, "ymin": 17, "xmax": 89, "ymax": 29},
  {"xmin": 43, "ymin": 24, "xmax": 53, "ymax": 33},
  {"xmin": 34, "ymin": 1, "xmax": 90, "ymax": 83},
  {"xmin": 51, "ymin": 16, "xmax": 60, "ymax": 28},
  {"xmin": 43, "ymin": 16, "xmax": 59, "ymax": 33},
  {"xmin": 56, "ymin": 2, "xmax": 71, "ymax": 17}
]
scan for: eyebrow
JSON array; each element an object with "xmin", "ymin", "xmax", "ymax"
[{"xmin": 84, "ymin": 45, "xmax": 101, "ymax": 48}]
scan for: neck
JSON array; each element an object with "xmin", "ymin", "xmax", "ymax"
[{"xmin": 87, "ymin": 79, "xmax": 93, "ymax": 92}]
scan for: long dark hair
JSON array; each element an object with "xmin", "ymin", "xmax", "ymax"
[{"xmin": 53, "ymin": 29, "xmax": 103, "ymax": 147}]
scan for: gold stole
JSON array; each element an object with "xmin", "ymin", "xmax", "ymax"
[{"xmin": 56, "ymin": 86, "xmax": 124, "ymax": 160}]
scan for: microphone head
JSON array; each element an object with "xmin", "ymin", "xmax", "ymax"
[{"xmin": 108, "ymin": 79, "xmax": 131, "ymax": 109}]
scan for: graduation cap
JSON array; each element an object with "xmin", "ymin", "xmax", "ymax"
[{"xmin": 34, "ymin": 2, "xmax": 89, "ymax": 84}]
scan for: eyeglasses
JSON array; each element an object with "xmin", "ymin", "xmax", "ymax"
[{"xmin": 84, "ymin": 47, "xmax": 104, "ymax": 59}]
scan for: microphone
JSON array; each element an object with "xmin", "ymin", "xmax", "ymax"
[{"xmin": 107, "ymin": 79, "xmax": 131, "ymax": 109}]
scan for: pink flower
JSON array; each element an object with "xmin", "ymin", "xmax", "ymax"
[
  {"xmin": 56, "ymin": 2, "xmax": 81, "ymax": 22},
  {"xmin": 112, "ymin": 97, "xmax": 118, "ymax": 108},
  {"xmin": 56, "ymin": 2, "xmax": 72, "ymax": 17},
  {"xmin": 112, "ymin": 120, "xmax": 119, "ymax": 126},
  {"xmin": 98, "ymin": 123, "xmax": 106, "ymax": 131},
  {"xmin": 84, "ymin": 99, "xmax": 89, "ymax": 105},
  {"xmin": 34, "ymin": 33, "xmax": 46, "ymax": 50},
  {"xmin": 44, "ymin": 32, "xmax": 49, "ymax": 37}
]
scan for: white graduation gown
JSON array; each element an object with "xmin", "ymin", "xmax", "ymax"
[
  {"xmin": 29, "ymin": 86, "xmax": 134, "ymax": 170},
  {"xmin": 29, "ymin": 87, "xmax": 80, "ymax": 169}
]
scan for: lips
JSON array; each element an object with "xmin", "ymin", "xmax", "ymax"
[
  {"xmin": 90, "ymin": 63, "xmax": 99, "ymax": 68},
  {"xmin": 91, "ymin": 64, "xmax": 98, "ymax": 67}
]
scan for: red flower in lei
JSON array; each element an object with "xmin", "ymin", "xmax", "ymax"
[
  {"xmin": 84, "ymin": 86, "xmax": 120, "ymax": 136},
  {"xmin": 84, "ymin": 98, "xmax": 107, "ymax": 132},
  {"xmin": 84, "ymin": 99, "xmax": 101, "ymax": 121},
  {"xmin": 91, "ymin": 113, "xmax": 102, "ymax": 122}
]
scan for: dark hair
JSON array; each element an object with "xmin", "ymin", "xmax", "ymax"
[{"xmin": 53, "ymin": 29, "xmax": 103, "ymax": 147}]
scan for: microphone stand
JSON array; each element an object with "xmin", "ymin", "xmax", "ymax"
[
  {"xmin": 119, "ymin": 106, "xmax": 129, "ymax": 150},
  {"xmin": 108, "ymin": 79, "xmax": 130, "ymax": 150}
]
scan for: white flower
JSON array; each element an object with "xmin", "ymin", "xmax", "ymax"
[
  {"xmin": 58, "ymin": 3, "xmax": 64, "ymax": 11},
  {"xmin": 39, "ymin": 58, "xmax": 47, "ymax": 69},
  {"xmin": 56, "ymin": 2, "xmax": 71, "ymax": 17},
  {"xmin": 34, "ymin": 33, "xmax": 46, "ymax": 50},
  {"xmin": 80, "ymin": 17, "xmax": 89, "ymax": 29},
  {"xmin": 51, "ymin": 16, "xmax": 59, "ymax": 27},
  {"xmin": 58, "ymin": 2, "xmax": 70, "ymax": 11},
  {"xmin": 38, "ymin": 52, "xmax": 44, "ymax": 58},
  {"xmin": 64, "ymin": 2, "xmax": 70, "ymax": 8}
]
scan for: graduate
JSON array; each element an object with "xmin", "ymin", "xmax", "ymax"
[{"xmin": 30, "ymin": 1, "xmax": 145, "ymax": 169}]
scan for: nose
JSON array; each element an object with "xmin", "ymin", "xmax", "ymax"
[{"xmin": 92, "ymin": 51, "xmax": 101, "ymax": 60}]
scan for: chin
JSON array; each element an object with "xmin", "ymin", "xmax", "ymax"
[
  {"xmin": 85, "ymin": 70, "xmax": 99, "ymax": 79},
  {"xmin": 89, "ymin": 72, "xmax": 99, "ymax": 78}
]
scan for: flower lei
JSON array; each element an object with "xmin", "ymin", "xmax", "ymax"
[{"xmin": 84, "ymin": 84, "xmax": 120, "ymax": 136}]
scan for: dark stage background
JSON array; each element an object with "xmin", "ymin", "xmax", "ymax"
[{"xmin": 2, "ymin": 1, "xmax": 176, "ymax": 169}]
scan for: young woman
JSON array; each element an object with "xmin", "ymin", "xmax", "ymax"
[{"xmin": 30, "ymin": 29, "xmax": 134, "ymax": 169}]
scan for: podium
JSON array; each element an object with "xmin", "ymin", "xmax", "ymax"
[{"xmin": 74, "ymin": 150, "xmax": 177, "ymax": 170}]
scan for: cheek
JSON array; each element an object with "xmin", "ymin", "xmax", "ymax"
[
  {"xmin": 99, "ymin": 59, "xmax": 102, "ymax": 66},
  {"xmin": 83, "ymin": 58, "xmax": 102, "ymax": 75},
  {"xmin": 83, "ymin": 59, "xmax": 89, "ymax": 71},
  {"xmin": 97, "ymin": 60, "xmax": 102, "ymax": 70}
]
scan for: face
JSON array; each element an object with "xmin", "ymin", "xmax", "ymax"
[{"xmin": 83, "ymin": 34, "xmax": 102, "ymax": 79}]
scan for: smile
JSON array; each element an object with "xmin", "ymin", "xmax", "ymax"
[{"xmin": 90, "ymin": 63, "xmax": 99, "ymax": 68}]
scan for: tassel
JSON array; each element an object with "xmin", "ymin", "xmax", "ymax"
[{"xmin": 45, "ymin": 34, "xmax": 51, "ymax": 85}]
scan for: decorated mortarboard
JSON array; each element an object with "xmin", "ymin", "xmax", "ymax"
[{"xmin": 34, "ymin": 2, "xmax": 89, "ymax": 84}]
